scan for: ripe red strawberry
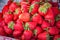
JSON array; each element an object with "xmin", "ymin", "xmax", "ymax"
[
  {"xmin": 4, "ymin": 21, "xmax": 14, "ymax": 35},
  {"xmin": 0, "ymin": 13, "xmax": 2, "ymax": 18},
  {"xmin": 25, "ymin": 22, "xmax": 37, "ymax": 30},
  {"xmin": 45, "ymin": 8, "xmax": 55, "ymax": 26},
  {"xmin": 0, "ymin": 27, "xmax": 6, "ymax": 36},
  {"xmin": 38, "ymin": 31, "xmax": 50, "ymax": 40},
  {"xmin": 13, "ymin": 30, "xmax": 22, "ymax": 38},
  {"xmin": 22, "ymin": 30, "xmax": 33, "ymax": 40},
  {"xmin": 13, "ymin": 8, "xmax": 22, "ymax": 21},
  {"xmin": 33, "ymin": 26, "xmax": 43, "ymax": 36},
  {"xmin": 19, "ymin": 12, "xmax": 30, "ymax": 22},
  {"xmin": 3, "ymin": 13, "xmax": 13, "ymax": 24},
  {"xmin": 38, "ymin": 3, "xmax": 51, "ymax": 16},
  {"xmin": 54, "ymin": 35, "xmax": 60, "ymax": 40},
  {"xmin": 32, "ymin": 13, "xmax": 43, "ymax": 24},
  {"xmin": 2, "ymin": 5, "xmax": 9, "ymax": 14},
  {"xmin": 56, "ymin": 20, "xmax": 60, "ymax": 29},
  {"xmin": 9, "ymin": 2, "xmax": 18, "ymax": 12},
  {"xmin": 52, "ymin": 7, "xmax": 59, "ymax": 16},
  {"xmin": 14, "ymin": 22, "xmax": 24, "ymax": 31},
  {"xmin": 29, "ymin": 1, "xmax": 39, "ymax": 15},
  {"xmin": 21, "ymin": 2, "xmax": 30, "ymax": 12},
  {"xmin": 41, "ymin": 20, "xmax": 50, "ymax": 30},
  {"xmin": 48, "ymin": 27, "xmax": 59, "ymax": 35}
]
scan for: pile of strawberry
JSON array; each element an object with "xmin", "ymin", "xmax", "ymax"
[{"xmin": 0, "ymin": 0, "xmax": 60, "ymax": 40}]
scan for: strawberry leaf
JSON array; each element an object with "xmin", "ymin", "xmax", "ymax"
[{"xmin": 8, "ymin": 21, "xmax": 14, "ymax": 30}]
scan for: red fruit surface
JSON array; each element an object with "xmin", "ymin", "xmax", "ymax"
[{"xmin": 54, "ymin": 35, "xmax": 60, "ymax": 40}]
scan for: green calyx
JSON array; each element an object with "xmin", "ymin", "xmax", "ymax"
[
  {"xmin": 39, "ymin": 3, "xmax": 51, "ymax": 14},
  {"xmin": 46, "ymin": 34, "xmax": 50, "ymax": 40},
  {"xmin": 8, "ymin": 21, "xmax": 14, "ymax": 30},
  {"xmin": 24, "ymin": 23, "xmax": 30, "ymax": 30},
  {"xmin": 57, "ymin": 38, "xmax": 60, "ymax": 40},
  {"xmin": 15, "ymin": 8, "xmax": 18, "ymax": 14},
  {"xmin": 33, "ymin": 30, "xmax": 37, "ymax": 35},
  {"xmin": 55, "ymin": 14, "xmax": 60, "ymax": 21}
]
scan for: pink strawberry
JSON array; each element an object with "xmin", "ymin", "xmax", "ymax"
[
  {"xmin": 9, "ymin": 2, "xmax": 18, "ymax": 12},
  {"xmin": 54, "ymin": 35, "xmax": 60, "ymax": 40},
  {"xmin": 48, "ymin": 27, "xmax": 59, "ymax": 35},
  {"xmin": 29, "ymin": 1, "xmax": 39, "ymax": 15},
  {"xmin": 3, "ymin": 13, "xmax": 13, "ymax": 24},
  {"xmin": 13, "ymin": 30, "xmax": 22, "ymax": 38},
  {"xmin": 33, "ymin": 26, "xmax": 43, "ymax": 36},
  {"xmin": 56, "ymin": 20, "xmax": 60, "ymax": 29},
  {"xmin": 13, "ymin": 8, "xmax": 22, "ymax": 21},
  {"xmin": 22, "ymin": 30, "xmax": 33, "ymax": 40},
  {"xmin": 25, "ymin": 22, "xmax": 37, "ymax": 30},
  {"xmin": 19, "ymin": 12, "xmax": 30, "ymax": 22},
  {"xmin": 38, "ymin": 31, "xmax": 50, "ymax": 40},
  {"xmin": 32, "ymin": 13, "xmax": 43, "ymax": 24},
  {"xmin": 38, "ymin": 3, "xmax": 51, "ymax": 16},
  {"xmin": 21, "ymin": 2, "xmax": 30, "ymax": 12},
  {"xmin": 14, "ymin": 22, "xmax": 24, "ymax": 31},
  {"xmin": 41, "ymin": 20, "xmax": 50, "ymax": 30}
]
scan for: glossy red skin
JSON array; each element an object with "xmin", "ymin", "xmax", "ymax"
[
  {"xmin": 19, "ymin": 12, "xmax": 30, "ymax": 22},
  {"xmin": 21, "ymin": 2, "xmax": 30, "ymax": 12},
  {"xmin": 4, "ymin": 26, "xmax": 13, "ymax": 35},
  {"xmin": 54, "ymin": 35, "xmax": 60, "ymax": 40},
  {"xmin": 0, "ymin": 27, "xmax": 6, "ymax": 36},
  {"xmin": 3, "ymin": 14, "xmax": 13, "ymax": 24},
  {"xmin": 9, "ymin": 2, "xmax": 18, "ymax": 12},
  {"xmin": 2, "ymin": 5, "xmax": 9, "ymax": 14},
  {"xmin": 14, "ymin": 22, "xmax": 24, "ymax": 31},
  {"xmin": 56, "ymin": 20, "xmax": 60, "ymax": 29},
  {"xmin": 13, "ymin": 8, "xmax": 22, "ymax": 21},
  {"xmin": 22, "ymin": 30, "xmax": 33, "ymax": 40},
  {"xmin": 34, "ymin": 26, "xmax": 43, "ymax": 36},
  {"xmin": 13, "ymin": 30, "xmax": 22, "ymax": 38},
  {"xmin": 48, "ymin": 27, "xmax": 59, "ymax": 35},
  {"xmin": 41, "ymin": 20, "xmax": 50, "ymax": 30},
  {"xmin": 45, "ymin": 8, "xmax": 55, "ymax": 26},
  {"xmin": 38, "ymin": 31, "xmax": 48, "ymax": 40},
  {"xmin": 28, "ymin": 22, "xmax": 37, "ymax": 30},
  {"xmin": 30, "ymin": 1, "xmax": 39, "ymax": 15},
  {"xmin": 32, "ymin": 14, "xmax": 43, "ymax": 24}
]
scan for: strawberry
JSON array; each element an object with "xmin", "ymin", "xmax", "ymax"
[
  {"xmin": 54, "ymin": 35, "xmax": 60, "ymax": 40},
  {"xmin": 33, "ymin": 26, "xmax": 43, "ymax": 36},
  {"xmin": 56, "ymin": 20, "xmax": 60, "ymax": 29},
  {"xmin": 19, "ymin": 12, "xmax": 30, "ymax": 22},
  {"xmin": 3, "ymin": 13, "xmax": 13, "ymax": 24},
  {"xmin": 45, "ymin": 8, "xmax": 55, "ymax": 26},
  {"xmin": 41, "ymin": 20, "xmax": 50, "ymax": 30},
  {"xmin": 22, "ymin": 30, "xmax": 33, "ymax": 40},
  {"xmin": 2, "ymin": 5, "xmax": 9, "ymax": 14},
  {"xmin": 29, "ymin": 1, "xmax": 39, "ymax": 15},
  {"xmin": 38, "ymin": 3, "xmax": 51, "ymax": 16},
  {"xmin": 23, "ymin": 0, "xmax": 34, "ymax": 3},
  {"xmin": 13, "ymin": 8, "xmax": 22, "ymax": 21},
  {"xmin": 14, "ymin": 22, "xmax": 24, "ymax": 31},
  {"xmin": 32, "ymin": 13, "xmax": 43, "ymax": 24},
  {"xmin": 0, "ymin": 27, "xmax": 6, "ymax": 36},
  {"xmin": 21, "ymin": 2, "xmax": 30, "ymax": 12},
  {"xmin": 38, "ymin": 31, "xmax": 50, "ymax": 40},
  {"xmin": 0, "ymin": 12, "xmax": 2, "ymax": 18},
  {"xmin": 13, "ymin": 30, "xmax": 22, "ymax": 38},
  {"xmin": 25, "ymin": 22, "xmax": 37, "ymax": 30},
  {"xmin": 9, "ymin": 2, "xmax": 18, "ymax": 12},
  {"xmin": 4, "ymin": 21, "xmax": 14, "ymax": 35},
  {"xmin": 48, "ymin": 27, "xmax": 59, "ymax": 35}
]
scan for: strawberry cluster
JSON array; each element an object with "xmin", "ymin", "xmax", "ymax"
[{"xmin": 0, "ymin": 0, "xmax": 60, "ymax": 40}]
